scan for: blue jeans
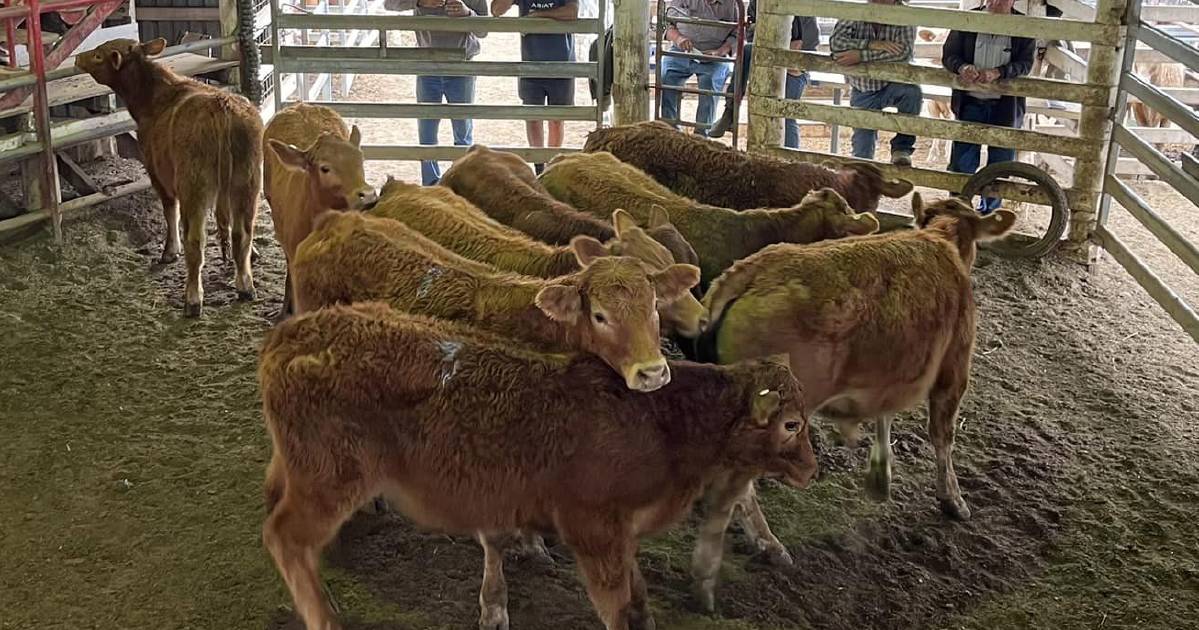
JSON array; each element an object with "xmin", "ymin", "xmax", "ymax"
[
  {"xmin": 416, "ymin": 75, "xmax": 476, "ymax": 186},
  {"xmin": 848, "ymin": 82, "xmax": 922, "ymax": 159},
  {"xmin": 949, "ymin": 96, "xmax": 1017, "ymax": 213},
  {"xmin": 660, "ymin": 50, "xmax": 732, "ymax": 133},
  {"xmin": 734, "ymin": 44, "xmax": 809, "ymax": 148}
]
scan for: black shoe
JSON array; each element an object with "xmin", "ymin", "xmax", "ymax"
[
  {"xmin": 534, "ymin": 163, "xmax": 544, "ymax": 175},
  {"xmin": 708, "ymin": 107, "xmax": 735, "ymax": 139}
]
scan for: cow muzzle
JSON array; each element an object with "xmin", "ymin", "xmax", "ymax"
[
  {"xmin": 352, "ymin": 187, "xmax": 378, "ymax": 211},
  {"xmin": 625, "ymin": 359, "xmax": 671, "ymax": 392}
]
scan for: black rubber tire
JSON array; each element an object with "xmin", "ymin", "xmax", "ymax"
[{"xmin": 959, "ymin": 161, "xmax": 1069, "ymax": 259}]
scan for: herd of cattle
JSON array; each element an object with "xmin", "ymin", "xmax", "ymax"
[{"xmin": 78, "ymin": 37, "xmax": 1020, "ymax": 630}]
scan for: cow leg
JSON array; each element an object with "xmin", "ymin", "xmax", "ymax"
[
  {"xmin": 149, "ymin": 172, "xmax": 181, "ymax": 264},
  {"xmin": 229, "ymin": 190, "xmax": 257, "ymax": 301},
  {"xmin": 179, "ymin": 194, "xmax": 211, "ymax": 317},
  {"xmin": 733, "ymin": 481, "xmax": 792, "ymax": 567},
  {"xmin": 627, "ymin": 561, "xmax": 655, "ymax": 630},
  {"xmin": 929, "ymin": 377, "xmax": 971, "ymax": 520},
  {"xmin": 690, "ymin": 473, "xmax": 748, "ymax": 613},
  {"xmin": 274, "ymin": 266, "xmax": 295, "ymax": 323},
  {"xmin": 263, "ymin": 491, "xmax": 348, "ymax": 630},
  {"xmin": 511, "ymin": 530, "xmax": 552, "ymax": 564},
  {"xmin": 477, "ymin": 532, "xmax": 510, "ymax": 630},
  {"xmin": 574, "ymin": 545, "xmax": 636, "ymax": 630},
  {"xmin": 865, "ymin": 416, "xmax": 894, "ymax": 501},
  {"xmin": 215, "ymin": 201, "xmax": 232, "ymax": 264}
]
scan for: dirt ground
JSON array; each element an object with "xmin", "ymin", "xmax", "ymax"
[{"xmin": 3, "ymin": 39, "xmax": 1199, "ymax": 629}]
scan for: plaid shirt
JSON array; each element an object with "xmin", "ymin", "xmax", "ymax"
[{"xmin": 829, "ymin": 19, "xmax": 916, "ymax": 93}]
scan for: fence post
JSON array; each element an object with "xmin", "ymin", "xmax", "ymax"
[
  {"xmin": 747, "ymin": 0, "xmax": 786, "ymax": 154},
  {"xmin": 1067, "ymin": 0, "xmax": 1127, "ymax": 261},
  {"xmin": 613, "ymin": 0, "xmax": 649, "ymax": 123}
]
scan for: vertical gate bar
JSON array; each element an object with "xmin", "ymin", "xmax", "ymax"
[
  {"xmin": 270, "ymin": 0, "xmax": 282, "ymax": 112},
  {"xmin": 654, "ymin": 0, "xmax": 664, "ymax": 122},
  {"xmin": 612, "ymin": 0, "xmax": 649, "ymax": 123},
  {"xmin": 1097, "ymin": 0, "xmax": 1142, "ymax": 231},
  {"xmin": 3, "ymin": 0, "xmax": 18, "ymax": 70},
  {"xmin": 1068, "ymin": 0, "xmax": 1127, "ymax": 256},
  {"xmin": 830, "ymin": 86, "xmax": 841, "ymax": 154},
  {"xmin": 595, "ymin": 0, "xmax": 607, "ymax": 128},
  {"xmin": 746, "ymin": 0, "xmax": 785, "ymax": 154},
  {"xmin": 27, "ymin": 0, "xmax": 61, "ymax": 243},
  {"xmin": 729, "ymin": 0, "xmax": 745, "ymax": 148}
]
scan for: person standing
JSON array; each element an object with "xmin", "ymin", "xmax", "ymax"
[
  {"xmin": 661, "ymin": 0, "xmax": 738, "ymax": 135},
  {"xmin": 492, "ymin": 0, "xmax": 578, "ymax": 175},
  {"xmin": 942, "ymin": 0, "xmax": 1034, "ymax": 213},
  {"xmin": 387, "ymin": 0, "xmax": 489, "ymax": 185},
  {"xmin": 829, "ymin": 0, "xmax": 921, "ymax": 165},
  {"xmin": 708, "ymin": 0, "xmax": 818, "ymax": 149}
]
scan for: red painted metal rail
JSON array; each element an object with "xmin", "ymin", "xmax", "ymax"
[{"xmin": 1, "ymin": 0, "xmax": 115, "ymax": 243}]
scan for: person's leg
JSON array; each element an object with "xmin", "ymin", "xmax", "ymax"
[
  {"xmin": 849, "ymin": 88, "xmax": 883, "ymax": 159},
  {"xmin": 446, "ymin": 76, "xmax": 476, "ymax": 151},
  {"xmin": 885, "ymin": 82, "xmax": 923, "ymax": 163},
  {"xmin": 545, "ymin": 78, "xmax": 574, "ymax": 149},
  {"xmin": 416, "ymin": 75, "xmax": 446, "ymax": 186},
  {"xmin": 948, "ymin": 98, "xmax": 985, "ymax": 207},
  {"xmin": 695, "ymin": 60, "xmax": 731, "ymax": 133},
  {"xmin": 710, "ymin": 43, "xmax": 752, "ymax": 138},
  {"xmin": 520, "ymin": 78, "xmax": 547, "ymax": 173},
  {"xmin": 783, "ymin": 71, "xmax": 810, "ymax": 149},
  {"xmin": 980, "ymin": 103, "xmax": 1017, "ymax": 213},
  {"xmin": 659, "ymin": 54, "xmax": 692, "ymax": 127}
]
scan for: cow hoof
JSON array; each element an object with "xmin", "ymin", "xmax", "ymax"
[
  {"xmin": 183, "ymin": 302, "xmax": 202, "ymax": 318},
  {"xmin": 629, "ymin": 608, "xmax": 656, "ymax": 630},
  {"xmin": 159, "ymin": 251, "xmax": 179, "ymax": 264},
  {"xmin": 478, "ymin": 605, "xmax": 509, "ymax": 630},
  {"xmin": 237, "ymin": 289, "xmax": 256, "ymax": 302},
  {"xmin": 692, "ymin": 579, "xmax": 716, "ymax": 614},
  {"xmin": 759, "ymin": 542, "xmax": 794, "ymax": 568},
  {"xmin": 250, "ymin": 245, "xmax": 261, "ymax": 263},
  {"xmin": 940, "ymin": 498, "xmax": 972, "ymax": 521},
  {"xmin": 864, "ymin": 466, "xmax": 892, "ymax": 502}
]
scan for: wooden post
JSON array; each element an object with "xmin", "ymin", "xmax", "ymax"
[
  {"xmin": 1066, "ymin": 0, "xmax": 1126, "ymax": 260},
  {"xmin": 747, "ymin": 0, "xmax": 787, "ymax": 153},
  {"xmin": 612, "ymin": 0, "xmax": 649, "ymax": 124},
  {"xmin": 219, "ymin": 0, "xmax": 241, "ymax": 87}
]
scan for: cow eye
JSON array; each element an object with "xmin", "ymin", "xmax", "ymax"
[
  {"xmin": 592, "ymin": 312, "xmax": 606, "ymax": 324},
  {"xmin": 320, "ymin": 165, "xmax": 331, "ymax": 174},
  {"xmin": 784, "ymin": 421, "xmax": 801, "ymax": 433}
]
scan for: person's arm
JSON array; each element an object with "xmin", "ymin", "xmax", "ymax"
[
  {"xmin": 664, "ymin": 0, "xmax": 694, "ymax": 51},
  {"xmin": 462, "ymin": 0, "xmax": 488, "ymax": 37},
  {"xmin": 798, "ymin": 16, "xmax": 819, "ymax": 51},
  {"xmin": 997, "ymin": 35, "xmax": 1035, "ymax": 79},
  {"xmin": 829, "ymin": 20, "xmax": 868, "ymax": 53},
  {"xmin": 940, "ymin": 28, "xmax": 967, "ymax": 73},
  {"xmin": 860, "ymin": 25, "xmax": 913, "ymax": 62},
  {"xmin": 490, "ymin": 0, "xmax": 516, "ymax": 16},
  {"xmin": 529, "ymin": 0, "xmax": 577, "ymax": 20}
]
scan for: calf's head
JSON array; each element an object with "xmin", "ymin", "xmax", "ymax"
[
  {"xmin": 269, "ymin": 127, "xmax": 377, "ymax": 211},
  {"xmin": 643, "ymin": 205, "xmax": 702, "ymax": 269},
  {"xmin": 75, "ymin": 38, "xmax": 167, "ymax": 88},
  {"xmin": 796, "ymin": 188, "xmax": 881, "ymax": 240},
  {"xmin": 535, "ymin": 240, "xmax": 700, "ymax": 392},
  {"xmin": 606, "ymin": 209, "xmax": 709, "ymax": 337},
  {"xmin": 832, "ymin": 162, "xmax": 914, "ymax": 212},
  {"xmin": 726, "ymin": 355, "xmax": 817, "ymax": 489},
  {"xmin": 912, "ymin": 193, "xmax": 1017, "ymax": 268}
]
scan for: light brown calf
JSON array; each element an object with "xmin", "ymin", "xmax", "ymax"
[
  {"xmin": 292, "ymin": 210, "xmax": 700, "ymax": 391},
  {"xmin": 259, "ymin": 303, "xmax": 816, "ymax": 630},
  {"xmin": 75, "ymin": 38, "xmax": 261, "ymax": 317},
  {"xmin": 263, "ymin": 103, "xmax": 378, "ymax": 319}
]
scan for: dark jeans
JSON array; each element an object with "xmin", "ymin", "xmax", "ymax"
[
  {"xmin": 949, "ymin": 95, "xmax": 1018, "ymax": 213},
  {"xmin": 723, "ymin": 43, "xmax": 809, "ymax": 148},
  {"xmin": 417, "ymin": 75, "xmax": 476, "ymax": 186},
  {"xmin": 848, "ymin": 83, "xmax": 922, "ymax": 159}
]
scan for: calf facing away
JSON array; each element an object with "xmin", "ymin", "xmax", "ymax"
[
  {"xmin": 584, "ymin": 121, "xmax": 913, "ymax": 213},
  {"xmin": 697, "ymin": 194, "xmax": 1015, "ymax": 573},
  {"xmin": 542, "ymin": 151, "xmax": 880, "ymax": 284},
  {"xmin": 259, "ymin": 303, "xmax": 817, "ymax": 630},
  {"xmin": 292, "ymin": 211, "xmax": 700, "ymax": 391},
  {"xmin": 372, "ymin": 177, "xmax": 709, "ymax": 337},
  {"xmin": 75, "ymin": 38, "xmax": 261, "ymax": 317},
  {"xmin": 264, "ymin": 103, "xmax": 378, "ymax": 319}
]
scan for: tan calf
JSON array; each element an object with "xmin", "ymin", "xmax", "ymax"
[
  {"xmin": 259, "ymin": 304, "xmax": 816, "ymax": 630},
  {"xmin": 75, "ymin": 38, "xmax": 261, "ymax": 317},
  {"xmin": 264, "ymin": 103, "xmax": 378, "ymax": 319}
]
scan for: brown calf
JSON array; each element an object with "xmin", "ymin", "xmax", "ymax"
[
  {"xmin": 372, "ymin": 177, "xmax": 709, "ymax": 337},
  {"xmin": 583, "ymin": 121, "xmax": 914, "ymax": 213},
  {"xmin": 259, "ymin": 303, "xmax": 816, "ymax": 630},
  {"xmin": 75, "ymin": 38, "xmax": 261, "ymax": 317},
  {"xmin": 542, "ymin": 152, "xmax": 880, "ymax": 284},
  {"xmin": 698, "ymin": 194, "xmax": 1015, "ymax": 578},
  {"xmin": 263, "ymin": 103, "xmax": 377, "ymax": 319},
  {"xmin": 292, "ymin": 210, "xmax": 700, "ymax": 391}
]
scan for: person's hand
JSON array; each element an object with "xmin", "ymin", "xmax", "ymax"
[
  {"xmin": 675, "ymin": 36, "xmax": 694, "ymax": 52},
  {"xmin": 958, "ymin": 64, "xmax": 980, "ymax": 84},
  {"xmin": 711, "ymin": 43, "xmax": 732, "ymax": 57},
  {"xmin": 444, "ymin": 0, "xmax": 470, "ymax": 15},
  {"xmin": 833, "ymin": 50, "xmax": 862, "ymax": 66},
  {"xmin": 416, "ymin": 0, "xmax": 442, "ymax": 7},
  {"xmin": 868, "ymin": 40, "xmax": 904, "ymax": 55},
  {"xmin": 978, "ymin": 68, "xmax": 1001, "ymax": 83}
]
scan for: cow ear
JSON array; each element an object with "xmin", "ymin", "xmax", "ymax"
[
  {"xmin": 535, "ymin": 284, "xmax": 582, "ymax": 323},
  {"xmin": 763, "ymin": 353, "xmax": 791, "ymax": 369},
  {"xmin": 108, "ymin": 50, "xmax": 123, "ymax": 70},
  {"xmin": 751, "ymin": 388, "xmax": 781, "ymax": 427},
  {"xmin": 910, "ymin": 191, "xmax": 926, "ymax": 224},
  {"xmin": 268, "ymin": 139, "xmax": 310, "ymax": 171},
  {"xmin": 978, "ymin": 209, "xmax": 1018, "ymax": 240},
  {"xmin": 843, "ymin": 212, "xmax": 880, "ymax": 235},
  {"xmin": 651, "ymin": 263, "xmax": 700, "ymax": 304},
  {"xmin": 140, "ymin": 38, "xmax": 167, "ymax": 56},
  {"xmin": 647, "ymin": 204, "xmax": 671, "ymax": 229},
  {"xmin": 570, "ymin": 235, "xmax": 610, "ymax": 267},
  {"xmin": 611, "ymin": 209, "xmax": 639, "ymax": 237},
  {"xmin": 349, "ymin": 125, "xmax": 362, "ymax": 148}
]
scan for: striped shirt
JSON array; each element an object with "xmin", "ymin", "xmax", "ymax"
[
  {"xmin": 970, "ymin": 32, "xmax": 1012, "ymax": 100},
  {"xmin": 829, "ymin": 19, "xmax": 916, "ymax": 93},
  {"xmin": 666, "ymin": 0, "xmax": 739, "ymax": 52}
]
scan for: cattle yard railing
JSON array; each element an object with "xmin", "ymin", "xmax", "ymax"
[
  {"xmin": 1095, "ymin": 0, "xmax": 1199, "ymax": 343},
  {"xmin": 746, "ymin": 0, "xmax": 1126, "ymax": 249},
  {"xmin": 265, "ymin": 4, "xmax": 608, "ymax": 163}
]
